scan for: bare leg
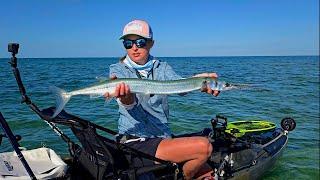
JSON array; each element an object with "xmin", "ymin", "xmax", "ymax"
[{"xmin": 155, "ymin": 137, "xmax": 213, "ymax": 180}]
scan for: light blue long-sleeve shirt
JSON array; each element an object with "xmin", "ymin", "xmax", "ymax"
[{"xmin": 109, "ymin": 56, "xmax": 181, "ymax": 138}]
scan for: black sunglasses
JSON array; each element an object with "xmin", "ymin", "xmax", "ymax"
[{"xmin": 123, "ymin": 38, "xmax": 148, "ymax": 49}]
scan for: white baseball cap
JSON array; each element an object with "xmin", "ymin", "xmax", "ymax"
[{"xmin": 119, "ymin": 19, "xmax": 153, "ymax": 40}]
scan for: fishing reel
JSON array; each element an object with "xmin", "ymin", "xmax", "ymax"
[
  {"xmin": 209, "ymin": 115, "xmax": 238, "ymax": 145},
  {"xmin": 211, "ymin": 115, "xmax": 228, "ymax": 139},
  {"xmin": 281, "ymin": 117, "xmax": 296, "ymax": 131}
]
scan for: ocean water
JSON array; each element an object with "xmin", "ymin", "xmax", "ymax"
[{"xmin": 0, "ymin": 56, "xmax": 319, "ymax": 179}]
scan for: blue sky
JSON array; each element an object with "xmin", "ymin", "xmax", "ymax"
[{"xmin": 1, "ymin": 0, "xmax": 319, "ymax": 58}]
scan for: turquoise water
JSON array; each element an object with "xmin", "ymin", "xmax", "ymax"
[{"xmin": 0, "ymin": 56, "xmax": 319, "ymax": 179}]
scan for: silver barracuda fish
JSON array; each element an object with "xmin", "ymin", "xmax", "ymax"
[{"xmin": 50, "ymin": 77, "xmax": 236, "ymax": 118}]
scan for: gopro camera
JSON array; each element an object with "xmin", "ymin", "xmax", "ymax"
[{"xmin": 8, "ymin": 43, "xmax": 19, "ymax": 54}]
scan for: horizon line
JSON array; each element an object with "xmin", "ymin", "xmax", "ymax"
[{"xmin": 1, "ymin": 54, "xmax": 319, "ymax": 59}]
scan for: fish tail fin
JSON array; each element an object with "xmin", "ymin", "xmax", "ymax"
[{"xmin": 49, "ymin": 86, "xmax": 72, "ymax": 118}]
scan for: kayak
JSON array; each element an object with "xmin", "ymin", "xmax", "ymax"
[{"xmin": 1, "ymin": 109, "xmax": 295, "ymax": 180}]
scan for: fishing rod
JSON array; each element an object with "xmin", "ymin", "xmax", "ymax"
[
  {"xmin": 0, "ymin": 112, "xmax": 37, "ymax": 180},
  {"xmin": 7, "ymin": 43, "xmax": 79, "ymax": 156}
]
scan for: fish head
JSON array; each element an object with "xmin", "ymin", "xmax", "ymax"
[
  {"xmin": 202, "ymin": 78, "xmax": 218, "ymax": 91},
  {"xmin": 208, "ymin": 80, "xmax": 231, "ymax": 91}
]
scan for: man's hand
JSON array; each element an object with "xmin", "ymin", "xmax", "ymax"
[
  {"xmin": 193, "ymin": 72, "xmax": 220, "ymax": 97},
  {"xmin": 103, "ymin": 75, "xmax": 135, "ymax": 105}
]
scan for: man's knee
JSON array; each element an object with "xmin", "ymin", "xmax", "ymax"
[{"xmin": 197, "ymin": 138, "xmax": 213, "ymax": 158}]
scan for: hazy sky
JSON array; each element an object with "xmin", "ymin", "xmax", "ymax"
[{"xmin": 1, "ymin": 0, "xmax": 319, "ymax": 58}]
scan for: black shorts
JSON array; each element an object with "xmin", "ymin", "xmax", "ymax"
[{"xmin": 125, "ymin": 137, "xmax": 163, "ymax": 157}]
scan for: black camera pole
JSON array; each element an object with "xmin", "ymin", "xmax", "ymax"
[
  {"xmin": 0, "ymin": 112, "xmax": 37, "ymax": 180},
  {"xmin": 8, "ymin": 43, "xmax": 42, "ymax": 115}
]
